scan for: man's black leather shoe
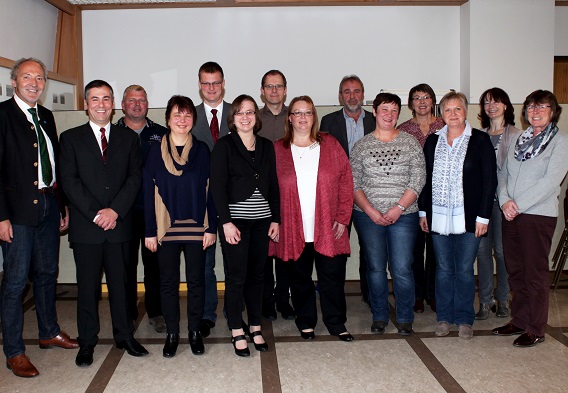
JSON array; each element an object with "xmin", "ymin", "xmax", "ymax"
[
  {"xmin": 116, "ymin": 338, "xmax": 149, "ymax": 357},
  {"xmin": 513, "ymin": 332, "xmax": 545, "ymax": 347},
  {"xmin": 163, "ymin": 333, "xmax": 179, "ymax": 358},
  {"xmin": 397, "ymin": 323, "xmax": 413, "ymax": 336},
  {"xmin": 189, "ymin": 331, "xmax": 205, "ymax": 355},
  {"xmin": 75, "ymin": 345, "xmax": 94, "ymax": 367}
]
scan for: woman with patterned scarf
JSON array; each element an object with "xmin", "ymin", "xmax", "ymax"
[
  {"xmin": 492, "ymin": 90, "xmax": 568, "ymax": 347},
  {"xmin": 419, "ymin": 91, "xmax": 496, "ymax": 340},
  {"xmin": 144, "ymin": 95, "xmax": 217, "ymax": 358}
]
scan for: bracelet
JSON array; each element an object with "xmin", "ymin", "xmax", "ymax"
[{"xmin": 396, "ymin": 203, "xmax": 406, "ymax": 212}]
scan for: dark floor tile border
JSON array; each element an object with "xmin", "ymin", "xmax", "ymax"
[
  {"xmin": 85, "ymin": 347, "xmax": 126, "ymax": 393},
  {"xmin": 545, "ymin": 325, "xmax": 568, "ymax": 348},
  {"xmin": 260, "ymin": 321, "xmax": 283, "ymax": 393}
]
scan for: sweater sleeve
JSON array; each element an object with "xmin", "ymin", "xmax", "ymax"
[
  {"xmin": 267, "ymin": 141, "xmax": 281, "ymax": 223},
  {"xmin": 406, "ymin": 136, "xmax": 426, "ymax": 198},
  {"xmin": 333, "ymin": 138, "xmax": 354, "ymax": 225},
  {"xmin": 350, "ymin": 137, "xmax": 365, "ymax": 193}
]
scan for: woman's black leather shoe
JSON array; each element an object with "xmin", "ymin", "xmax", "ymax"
[
  {"xmin": 231, "ymin": 335, "xmax": 250, "ymax": 357},
  {"xmin": 248, "ymin": 331, "xmax": 269, "ymax": 352},
  {"xmin": 300, "ymin": 330, "xmax": 315, "ymax": 340},
  {"xmin": 163, "ymin": 333, "xmax": 179, "ymax": 358},
  {"xmin": 338, "ymin": 332, "xmax": 354, "ymax": 342}
]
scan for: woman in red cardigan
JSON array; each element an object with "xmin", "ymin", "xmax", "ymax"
[{"xmin": 269, "ymin": 96, "xmax": 354, "ymax": 341}]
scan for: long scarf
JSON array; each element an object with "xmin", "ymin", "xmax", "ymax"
[
  {"xmin": 514, "ymin": 123, "xmax": 558, "ymax": 162},
  {"xmin": 431, "ymin": 123, "xmax": 471, "ymax": 235}
]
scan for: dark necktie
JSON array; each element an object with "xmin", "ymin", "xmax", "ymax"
[
  {"xmin": 210, "ymin": 109, "xmax": 220, "ymax": 144},
  {"xmin": 100, "ymin": 127, "xmax": 108, "ymax": 162},
  {"xmin": 27, "ymin": 107, "xmax": 53, "ymax": 186}
]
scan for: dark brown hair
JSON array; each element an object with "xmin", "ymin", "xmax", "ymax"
[
  {"xmin": 522, "ymin": 90, "xmax": 562, "ymax": 125},
  {"xmin": 478, "ymin": 87, "xmax": 515, "ymax": 129},
  {"xmin": 408, "ymin": 83, "xmax": 437, "ymax": 116},
  {"xmin": 165, "ymin": 95, "xmax": 197, "ymax": 128},
  {"xmin": 282, "ymin": 96, "xmax": 321, "ymax": 149},
  {"xmin": 227, "ymin": 95, "xmax": 262, "ymax": 134}
]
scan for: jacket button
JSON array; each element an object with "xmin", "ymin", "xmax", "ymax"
[
  {"xmin": 105, "ymin": 186, "xmax": 109, "ymax": 190},
  {"xmin": 33, "ymin": 199, "xmax": 38, "ymax": 204},
  {"xmin": 34, "ymin": 181, "xmax": 38, "ymax": 186},
  {"xmin": 31, "ymin": 125, "xmax": 35, "ymax": 130},
  {"xmin": 33, "ymin": 143, "xmax": 38, "ymax": 148},
  {"xmin": 34, "ymin": 162, "xmax": 38, "ymax": 167}
]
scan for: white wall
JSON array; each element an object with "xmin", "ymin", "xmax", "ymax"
[
  {"xmin": 556, "ymin": 6, "xmax": 568, "ymax": 56},
  {"xmin": 466, "ymin": 0, "xmax": 555, "ymax": 104},
  {"xmin": 82, "ymin": 7, "xmax": 461, "ymax": 108},
  {"xmin": 0, "ymin": 0, "xmax": 58, "ymax": 69}
]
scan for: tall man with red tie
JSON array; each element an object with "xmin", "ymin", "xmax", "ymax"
[
  {"xmin": 191, "ymin": 62, "xmax": 231, "ymax": 337},
  {"xmin": 0, "ymin": 58, "xmax": 78, "ymax": 378},
  {"xmin": 59, "ymin": 80, "xmax": 147, "ymax": 367}
]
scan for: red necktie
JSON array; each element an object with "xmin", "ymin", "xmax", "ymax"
[
  {"xmin": 100, "ymin": 127, "xmax": 108, "ymax": 162},
  {"xmin": 210, "ymin": 109, "xmax": 220, "ymax": 144}
]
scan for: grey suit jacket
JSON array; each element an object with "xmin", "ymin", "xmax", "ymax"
[
  {"xmin": 193, "ymin": 101, "xmax": 231, "ymax": 151},
  {"xmin": 319, "ymin": 108, "xmax": 375, "ymax": 157}
]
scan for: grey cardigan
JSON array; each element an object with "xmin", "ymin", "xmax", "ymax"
[{"xmin": 497, "ymin": 128, "xmax": 568, "ymax": 217}]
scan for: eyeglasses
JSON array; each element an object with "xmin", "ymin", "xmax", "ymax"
[
  {"xmin": 412, "ymin": 95, "xmax": 431, "ymax": 101},
  {"xmin": 200, "ymin": 81, "xmax": 223, "ymax": 88},
  {"xmin": 235, "ymin": 110, "xmax": 255, "ymax": 117},
  {"xmin": 291, "ymin": 111, "xmax": 314, "ymax": 118},
  {"xmin": 263, "ymin": 84, "xmax": 285, "ymax": 91},
  {"xmin": 526, "ymin": 104, "xmax": 551, "ymax": 112}
]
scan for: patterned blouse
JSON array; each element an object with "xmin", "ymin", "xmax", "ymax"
[{"xmin": 398, "ymin": 117, "xmax": 445, "ymax": 148}]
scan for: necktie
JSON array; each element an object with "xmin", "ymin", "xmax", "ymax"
[
  {"xmin": 28, "ymin": 108, "xmax": 53, "ymax": 186},
  {"xmin": 210, "ymin": 109, "xmax": 220, "ymax": 144},
  {"xmin": 100, "ymin": 127, "xmax": 108, "ymax": 162}
]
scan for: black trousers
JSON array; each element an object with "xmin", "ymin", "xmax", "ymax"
[
  {"xmin": 220, "ymin": 218, "xmax": 271, "ymax": 330},
  {"xmin": 263, "ymin": 257, "xmax": 291, "ymax": 309},
  {"xmin": 73, "ymin": 241, "xmax": 133, "ymax": 347},
  {"xmin": 127, "ymin": 209, "xmax": 162, "ymax": 319},
  {"xmin": 158, "ymin": 241, "xmax": 205, "ymax": 333},
  {"xmin": 288, "ymin": 243, "xmax": 348, "ymax": 336},
  {"xmin": 412, "ymin": 229, "xmax": 436, "ymax": 301}
]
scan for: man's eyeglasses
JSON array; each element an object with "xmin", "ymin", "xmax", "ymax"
[
  {"xmin": 263, "ymin": 84, "xmax": 285, "ymax": 91},
  {"xmin": 200, "ymin": 81, "xmax": 223, "ymax": 88}
]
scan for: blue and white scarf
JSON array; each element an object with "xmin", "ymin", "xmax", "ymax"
[
  {"xmin": 514, "ymin": 123, "xmax": 559, "ymax": 162},
  {"xmin": 431, "ymin": 123, "xmax": 471, "ymax": 235}
]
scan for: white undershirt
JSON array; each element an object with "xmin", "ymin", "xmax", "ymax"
[{"xmin": 291, "ymin": 142, "xmax": 320, "ymax": 242}]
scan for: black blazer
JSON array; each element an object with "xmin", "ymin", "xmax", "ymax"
[
  {"xmin": 319, "ymin": 108, "xmax": 375, "ymax": 157},
  {"xmin": 419, "ymin": 129, "xmax": 497, "ymax": 234},
  {"xmin": 59, "ymin": 123, "xmax": 141, "ymax": 244},
  {"xmin": 192, "ymin": 101, "xmax": 231, "ymax": 151},
  {"xmin": 210, "ymin": 132, "xmax": 280, "ymax": 225},
  {"xmin": 0, "ymin": 98, "xmax": 65, "ymax": 226}
]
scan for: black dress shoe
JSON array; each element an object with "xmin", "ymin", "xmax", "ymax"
[
  {"xmin": 248, "ymin": 331, "xmax": 269, "ymax": 352},
  {"xmin": 371, "ymin": 320, "xmax": 388, "ymax": 334},
  {"xmin": 163, "ymin": 333, "xmax": 179, "ymax": 358},
  {"xmin": 75, "ymin": 345, "xmax": 94, "ymax": 367},
  {"xmin": 300, "ymin": 330, "xmax": 315, "ymax": 340},
  {"xmin": 231, "ymin": 335, "xmax": 250, "ymax": 357},
  {"xmin": 262, "ymin": 304, "xmax": 277, "ymax": 320},
  {"xmin": 199, "ymin": 319, "xmax": 215, "ymax": 338},
  {"xmin": 338, "ymin": 332, "xmax": 354, "ymax": 342},
  {"xmin": 397, "ymin": 323, "xmax": 413, "ymax": 336},
  {"xmin": 414, "ymin": 298, "xmax": 425, "ymax": 313},
  {"xmin": 492, "ymin": 323, "xmax": 524, "ymax": 336},
  {"xmin": 276, "ymin": 303, "xmax": 296, "ymax": 320},
  {"xmin": 513, "ymin": 332, "xmax": 545, "ymax": 347},
  {"xmin": 189, "ymin": 331, "xmax": 205, "ymax": 355},
  {"xmin": 116, "ymin": 338, "xmax": 149, "ymax": 357}
]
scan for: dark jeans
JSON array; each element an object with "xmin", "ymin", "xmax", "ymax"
[
  {"xmin": 220, "ymin": 218, "xmax": 271, "ymax": 330},
  {"xmin": 1, "ymin": 192, "xmax": 61, "ymax": 358},
  {"xmin": 503, "ymin": 214, "xmax": 556, "ymax": 336},
  {"xmin": 73, "ymin": 241, "xmax": 133, "ymax": 347},
  {"xmin": 288, "ymin": 243, "xmax": 348, "ymax": 336},
  {"xmin": 203, "ymin": 244, "xmax": 218, "ymax": 322},
  {"xmin": 413, "ymin": 229, "xmax": 436, "ymax": 301},
  {"xmin": 158, "ymin": 242, "xmax": 205, "ymax": 333},
  {"xmin": 263, "ymin": 257, "xmax": 291, "ymax": 309},
  {"xmin": 127, "ymin": 209, "xmax": 162, "ymax": 319}
]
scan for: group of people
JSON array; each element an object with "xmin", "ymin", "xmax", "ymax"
[{"xmin": 1, "ymin": 57, "xmax": 567, "ymax": 378}]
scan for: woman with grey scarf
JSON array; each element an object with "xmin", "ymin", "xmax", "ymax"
[{"xmin": 492, "ymin": 90, "xmax": 568, "ymax": 347}]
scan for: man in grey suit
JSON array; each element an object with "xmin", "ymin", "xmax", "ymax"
[
  {"xmin": 319, "ymin": 75, "xmax": 375, "ymax": 306},
  {"xmin": 192, "ymin": 61, "xmax": 230, "ymax": 337}
]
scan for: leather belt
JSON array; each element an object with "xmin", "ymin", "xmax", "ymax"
[{"xmin": 38, "ymin": 187, "xmax": 54, "ymax": 194}]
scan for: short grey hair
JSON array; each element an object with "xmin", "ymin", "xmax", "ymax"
[{"xmin": 10, "ymin": 58, "xmax": 47, "ymax": 81}]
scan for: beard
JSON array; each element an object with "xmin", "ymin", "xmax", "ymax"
[{"xmin": 345, "ymin": 102, "xmax": 362, "ymax": 113}]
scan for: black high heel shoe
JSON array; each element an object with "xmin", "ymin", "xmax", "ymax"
[
  {"xmin": 231, "ymin": 335, "xmax": 250, "ymax": 357},
  {"xmin": 248, "ymin": 331, "xmax": 269, "ymax": 352}
]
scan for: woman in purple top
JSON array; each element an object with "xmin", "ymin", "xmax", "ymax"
[{"xmin": 398, "ymin": 83, "xmax": 444, "ymax": 314}]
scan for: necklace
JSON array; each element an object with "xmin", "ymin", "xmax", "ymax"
[
  {"xmin": 292, "ymin": 142, "xmax": 316, "ymax": 159},
  {"xmin": 245, "ymin": 137, "xmax": 256, "ymax": 150}
]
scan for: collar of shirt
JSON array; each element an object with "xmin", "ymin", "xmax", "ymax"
[
  {"xmin": 90, "ymin": 121, "xmax": 111, "ymax": 153},
  {"xmin": 261, "ymin": 104, "xmax": 287, "ymax": 117},
  {"xmin": 204, "ymin": 102, "xmax": 223, "ymax": 126},
  {"xmin": 342, "ymin": 107, "xmax": 365, "ymax": 122},
  {"xmin": 115, "ymin": 116, "xmax": 149, "ymax": 133},
  {"xmin": 14, "ymin": 93, "xmax": 38, "ymax": 124}
]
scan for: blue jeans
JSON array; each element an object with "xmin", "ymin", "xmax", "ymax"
[
  {"xmin": 432, "ymin": 232, "xmax": 481, "ymax": 326},
  {"xmin": 353, "ymin": 210, "xmax": 417, "ymax": 324},
  {"xmin": 1, "ymin": 192, "xmax": 61, "ymax": 358},
  {"xmin": 202, "ymin": 244, "xmax": 218, "ymax": 321},
  {"xmin": 476, "ymin": 201, "xmax": 509, "ymax": 303}
]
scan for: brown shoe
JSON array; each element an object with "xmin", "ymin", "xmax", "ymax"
[
  {"xmin": 6, "ymin": 354, "xmax": 40, "ymax": 378},
  {"xmin": 39, "ymin": 331, "xmax": 79, "ymax": 349}
]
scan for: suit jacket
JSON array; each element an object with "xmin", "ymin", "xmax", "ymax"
[
  {"xmin": 210, "ymin": 132, "xmax": 280, "ymax": 226},
  {"xmin": 319, "ymin": 108, "xmax": 375, "ymax": 157},
  {"xmin": 59, "ymin": 123, "xmax": 141, "ymax": 244},
  {"xmin": 418, "ymin": 129, "xmax": 497, "ymax": 234},
  {"xmin": 193, "ymin": 101, "xmax": 231, "ymax": 151},
  {"xmin": 0, "ymin": 97, "xmax": 65, "ymax": 226}
]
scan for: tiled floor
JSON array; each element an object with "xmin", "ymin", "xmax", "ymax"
[{"xmin": 2, "ymin": 281, "xmax": 568, "ymax": 393}]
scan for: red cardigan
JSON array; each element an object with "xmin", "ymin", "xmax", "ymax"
[{"xmin": 269, "ymin": 133, "xmax": 353, "ymax": 261}]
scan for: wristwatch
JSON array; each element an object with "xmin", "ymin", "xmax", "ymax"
[{"xmin": 396, "ymin": 203, "xmax": 406, "ymax": 212}]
